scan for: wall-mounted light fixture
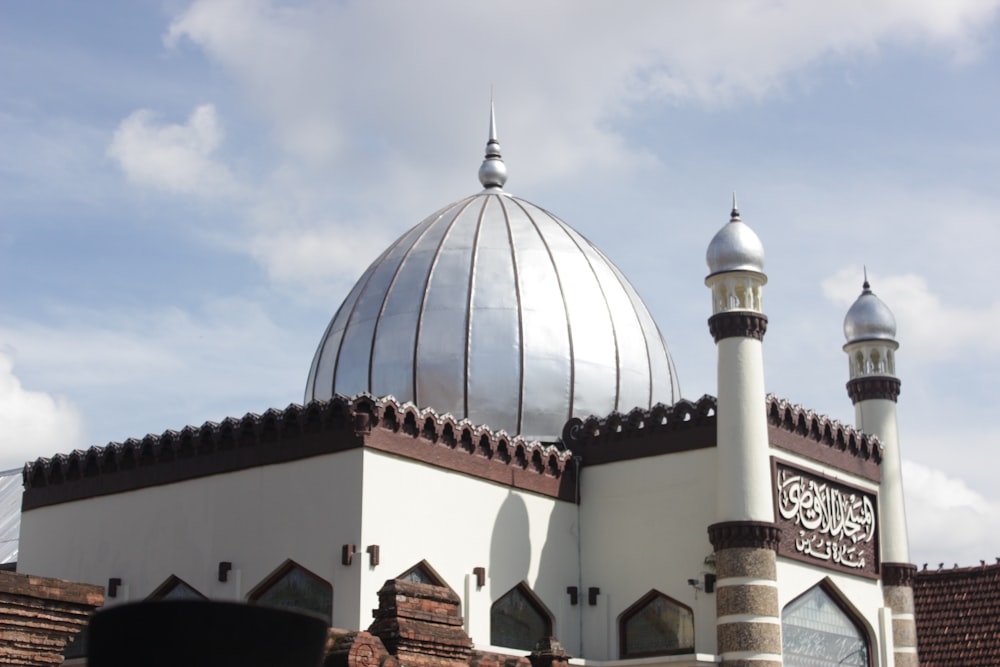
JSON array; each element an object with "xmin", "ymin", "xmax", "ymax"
[
  {"xmin": 107, "ymin": 578, "xmax": 122, "ymax": 598},
  {"xmin": 366, "ymin": 545, "xmax": 380, "ymax": 567},
  {"xmin": 473, "ymin": 567, "xmax": 486, "ymax": 588},
  {"xmin": 342, "ymin": 544, "xmax": 356, "ymax": 566},
  {"xmin": 588, "ymin": 587, "xmax": 600, "ymax": 606},
  {"xmin": 218, "ymin": 561, "xmax": 233, "ymax": 583},
  {"xmin": 566, "ymin": 586, "xmax": 579, "ymax": 606}
]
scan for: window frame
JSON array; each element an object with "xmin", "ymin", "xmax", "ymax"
[
  {"xmin": 618, "ymin": 589, "xmax": 695, "ymax": 658},
  {"xmin": 490, "ymin": 582, "xmax": 554, "ymax": 651}
]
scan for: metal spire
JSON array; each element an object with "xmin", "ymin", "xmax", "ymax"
[
  {"xmin": 730, "ymin": 192, "xmax": 740, "ymax": 220},
  {"xmin": 863, "ymin": 265, "xmax": 871, "ymax": 291},
  {"xmin": 478, "ymin": 96, "xmax": 507, "ymax": 189}
]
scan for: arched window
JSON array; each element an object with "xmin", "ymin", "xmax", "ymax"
[
  {"xmin": 490, "ymin": 583, "xmax": 552, "ymax": 651},
  {"xmin": 782, "ymin": 583, "xmax": 871, "ymax": 666},
  {"xmin": 147, "ymin": 575, "xmax": 206, "ymax": 600},
  {"xmin": 397, "ymin": 560, "xmax": 448, "ymax": 587},
  {"xmin": 248, "ymin": 560, "xmax": 333, "ymax": 625},
  {"xmin": 619, "ymin": 590, "xmax": 694, "ymax": 657}
]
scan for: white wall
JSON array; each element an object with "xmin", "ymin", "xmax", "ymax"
[
  {"xmin": 579, "ymin": 448, "xmax": 718, "ymax": 660},
  {"xmin": 18, "ymin": 449, "xmax": 366, "ymax": 627},
  {"xmin": 358, "ymin": 449, "xmax": 579, "ymax": 651}
]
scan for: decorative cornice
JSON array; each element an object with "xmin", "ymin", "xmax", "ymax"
[
  {"xmin": 560, "ymin": 396, "xmax": 717, "ymax": 465},
  {"xmin": 767, "ymin": 395, "xmax": 883, "ymax": 481},
  {"xmin": 708, "ymin": 520, "xmax": 781, "ymax": 551},
  {"xmin": 882, "ymin": 562, "xmax": 917, "ymax": 587},
  {"xmin": 708, "ymin": 311, "xmax": 768, "ymax": 342},
  {"xmin": 847, "ymin": 376, "xmax": 901, "ymax": 404},
  {"xmin": 22, "ymin": 394, "xmax": 575, "ymax": 510}
]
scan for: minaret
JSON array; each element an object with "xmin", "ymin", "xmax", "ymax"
[
  {"xmin": 843, "ymin": 276, "xmax": 916, "ymax": 667},
  {"xmin": 705, "ymin": 199, "xmax": 782, "ymax": 667}
]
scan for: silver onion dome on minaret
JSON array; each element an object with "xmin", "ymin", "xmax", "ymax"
[
  {"xmin": 706, "ymin": 196, "xmax": 765, "ymax": 276},
  {"xmin": 305, "ymin": 109, "xmax": 680, "ymax": 441},
  {"xmin": 844, "ymin": 276, "xmax": 896, "ymax": 343}
]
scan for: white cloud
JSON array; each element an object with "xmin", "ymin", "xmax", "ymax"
[
  {"xmin": 903, "ymin": 459, "xmax": 1000, "ymax": 566},
  {"xmin": 163, "ymin": 0, "xmax": 1000, "ymax": 180},
  {"xmin": 0, "ymin": 351, "xmax": 85, "ymax": 470},
  {"xmin": 107, "ymin": 104, "xmax": 240, "ymax": 198},
  {"xmin": 0, "ymin": 299, "xmax": 316, "ymax": 453},
  {"xmin": 249, "ymin": 227, "xmax": 390, "ymax": 293}
]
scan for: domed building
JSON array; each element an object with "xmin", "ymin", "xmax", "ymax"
[
  {"xmin": 9, "ymin": 111, "xmax": 981, "ymax": 667},
  {"xmin": 305, "ymin": 113, "xmax": 678, "ymax": 441}
]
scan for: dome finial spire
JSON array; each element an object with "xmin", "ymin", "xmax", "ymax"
[
  {"xmin": 731, "ymin": 192, "xmax": 740, "ymax": 220},
  {"xmin": 478, "ymin": 93, "xmax": 508, "ymax": 189},
  {"xmin": 863, "ymin": 265, "xmax": 870, "ymax": 290}
]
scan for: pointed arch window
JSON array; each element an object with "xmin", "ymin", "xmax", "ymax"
[
  {"xmin": 782, "ymin": 583, "xmax": 871, "ymax": 666},
  {"xmin": 490, "ymin": 583, "xmax": 552, "ymax": 651},
  {"xmin": 248, "ymin": 560, "xmax": 333, "ymax": 625},
  {"xmin": 147, "ymin": 575, "xmax": 206, "ymax": 601},
  {"xmin": 619, "ymin": 590, "xmax": 694, "ymax": 657},
  {"xmin": 397, "ymin": 560, "xmax": 448, "ymax": 587}
]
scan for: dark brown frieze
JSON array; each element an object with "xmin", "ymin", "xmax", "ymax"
[
  {"xmin": 708, "ymin": 311, "xmax": 768, "ymax": 342},
  {"xmin": 767, "ymin": 395, "xmax": 882, "ymax": 482},
  {"xmin": 882, "ymin": 562, "xmax": 917, "ymax": 587},
  {"xmin": 361, "ymin": 396, "xmax": 575, "ymax": 501},
  {"xmin": 708, "ymin": 520, "xmax": 781, "ymax": 551},
  {"xmin": 23, "ymin": 394, "xmax": 576, "ymax": 509},
  {"xmin": 561, "ymin": 395, "xmax": 717, "ymax": 466},
  {"xmin": 846, "ymin": 376, "xmax": 902, "ymax": 404}
]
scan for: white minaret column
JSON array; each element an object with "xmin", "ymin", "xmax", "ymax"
[
  {"xmin": 705, "ymin": 200, "xmax": 782, "ymax": 667},
  {"xmin": 843, "ymin": 276, "xmax": 916, "ymax": 667}
]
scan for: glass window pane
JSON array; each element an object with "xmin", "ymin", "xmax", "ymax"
[
  {"xmin": 158, "ymin": 580, "xmax": 204, "ymax": 600},
  {"xmin": 252, "ymin": 563, "xmax": 332, "ymax": 625},
  {"xmin": 621, "ymin": 593, "xmax": 694, "ymax": 656},
  {"xmin": 398, "ymin": 563, "xmax": 441, "ymax": 585},
  {"xmin": 782, "ymin": 586, "xmax": 869, "ymax": 666},
  {"xmin": 491, "ymin": 586, "xmax": 550, "ymax": 651}
]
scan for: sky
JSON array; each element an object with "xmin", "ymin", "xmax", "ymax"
[{"xmin": 3, "ymin": 0, "xmax": 1000, "ymax": 569}]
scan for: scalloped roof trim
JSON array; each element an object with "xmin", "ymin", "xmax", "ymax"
[
  {"xmin": 560, "ymin": 393, "xmax": 883, "ymax": 465},
  {"xmin": 22, "ymin": 392, "xmax": 572, "ymax": 490},
  {"xmin": 561, "ymin": 394, "xmax": 718, "ymax": 445},
  {"xmin": 766, "ymin": 394, "xmax": 883, "ymax": 464}
]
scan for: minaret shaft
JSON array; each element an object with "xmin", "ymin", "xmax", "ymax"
[
  {"xmin": 715, "ymin": 334, "xmax": 773, "ymax": 522},
  {"xmin": 843, "ymin": 278, "xmax": 915, "ymax": 667},
  {"xmin": 705, "ymin": 206, "xmax": 780, "ymax": 666}
]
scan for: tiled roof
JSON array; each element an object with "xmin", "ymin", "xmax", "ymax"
[{"xmin": 914, "ymin": 561, "xmax": 1000, "ymax": 666}]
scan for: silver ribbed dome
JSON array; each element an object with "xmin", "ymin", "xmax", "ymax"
[
  {"xmin": 844, "ymin": 279, "xmax": 896, "ymax": 343},
  {"xmin": 305, "ymin": 115, "xmax": 679, "ymax": 440},
  {"xmin": 706, "ymin": 201, "xmax": 765, "ymax": 276}
]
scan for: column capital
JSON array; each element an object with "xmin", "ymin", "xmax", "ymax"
[
  {"xmin": 708, "ymin": 312, "xmax": 768, "ymax": 343},
  {"xmin": 708, "ymin": 521, "xmax": 781, "ymax": 551},
  {"xmin": 847, "ymin": 376, "xmax": 901, "ymax": 404}
]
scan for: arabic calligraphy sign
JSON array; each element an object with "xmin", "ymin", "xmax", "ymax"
[{"xmin": 773, "ymin": 460, "xmax": 879, "ymax": 578}]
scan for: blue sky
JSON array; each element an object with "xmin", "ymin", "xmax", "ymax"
[{"xmin": 3, "ymin": 0, "xmax": 1000, "ymax": 568}]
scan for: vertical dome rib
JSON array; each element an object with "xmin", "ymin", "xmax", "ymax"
[
  {"xmin": 538, "ymin": 205, "xmax": 623, "ymax": 415},
  {"xmin": 508, "ymin": 196, "xmax": 576, "ymax": 431},
  {"xmin": 599, "ymin": 259, "xmax": 656, "ymax": 407},
  {"xmin": 463, "ymin": 196, "xmax": 489, "ymax": 418},
  {"xmin": 497, "ymin": 195, "xmax": 526, "ymax": 435},
  {"xmin": 367, "ymin": 209, "xmax": 447, "ymax": 393},
  {"xmin": 412, "ymin": 196, "xmax": 477, "ymax": 409}
]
